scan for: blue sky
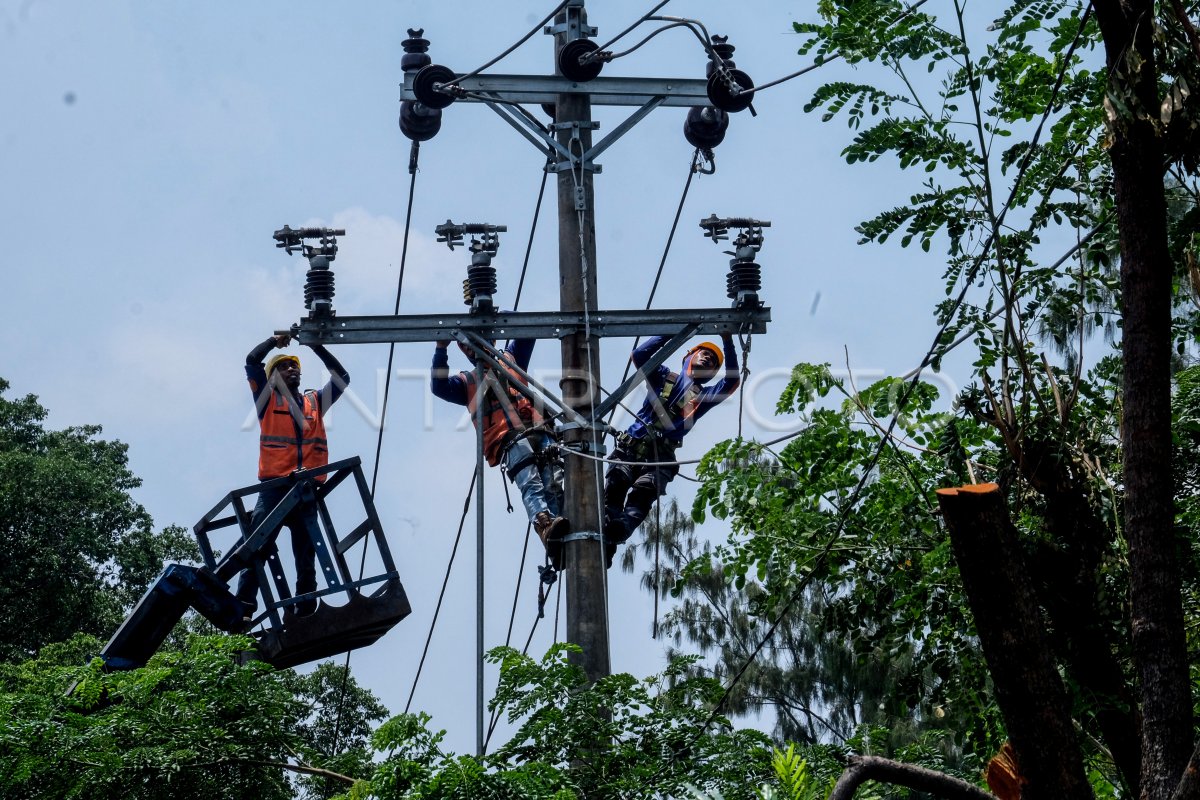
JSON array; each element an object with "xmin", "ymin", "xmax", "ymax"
[{"xmin": 2, "ymin": 0, "xmax": 977, "ymax": 753}]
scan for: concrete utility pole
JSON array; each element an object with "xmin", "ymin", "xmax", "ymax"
[
  {"xmin": 552, "ymin": 3, "xmax": 610, "ymax": 683},
  {"xmin": 288, "ymin": 0, "xmax": 770, "ymax": 748}
]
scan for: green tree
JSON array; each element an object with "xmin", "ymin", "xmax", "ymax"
[
  {"xmin": 359, "ymin": 644, "xmax": 774, "ymax": 800},
  {"xmin": 284, "ymin": 661, "xmax": 389, "ymax": 799},
  {"xmin": 676, "ymin": 0, "xmax": 1200, "ymax": 797},
  {"xmin": 0, "ymin": 634, "xmax": 303, "ymax": 800},
  {"xmin": 623, "ymin": 499, "xmax": 937, "ymax": 750},
  {"xmin": 0, "ymin": 636, "xmax": 777, "ymax": 800},
  {"xmin": 0, "ymin": 378, "xmax": 197, "ymax": 661}
]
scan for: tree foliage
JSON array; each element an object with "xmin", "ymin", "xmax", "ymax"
[
  {"xmin": 357, "ymin": 644, "xmax": 774, "ymax": 799},
  {"xmin": 0, "ymin": 634, "xmax": 301, "ymax": 800},
  {"xmin": 0, "ymin": 378, "xmax": 197, "ymax": 662},
  {"xmin": 634, "ymin": 0, "xmax": 1200, "ymax": 797},
  {"xmin": 0, "ymin": 637, "xmax": 780, "ymax": 800}
]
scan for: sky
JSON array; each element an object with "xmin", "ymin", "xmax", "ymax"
[{"xmin": 1, "ymin": 0, "xmax": 973, "ymax": 754}]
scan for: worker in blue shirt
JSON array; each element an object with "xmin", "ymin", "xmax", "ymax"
[{"xmin": 603, "ymin": 334, "xmax": 740, "ymax": 564}]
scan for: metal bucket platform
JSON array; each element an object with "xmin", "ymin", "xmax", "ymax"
[{"xmin": 256, "ymin": 578, "xmax": 411, "ymax": 669}]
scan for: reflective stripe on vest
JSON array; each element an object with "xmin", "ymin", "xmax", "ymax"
[
  {"xmin": 258, "ymin": 389, "xmax": 329, "ymax": 482},
  {"xmin": 463, "ymin": 361, "xmax": 543, "ymax": 467}
]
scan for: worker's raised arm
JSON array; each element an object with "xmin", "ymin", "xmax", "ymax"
[
  {"xmin": 310, "ymin": 344, "xmax": 350, "ymax": 412},
  {"xmin": 431, "ymin": 341, "xmax": 468, "ymax": 405},
  {"xmin": 508, "ymin": 338, "xmax": 535, "ymax": 371},
  {"xmin": 630, "ymin": 335, "xmax": 668, "ymax": 370},
  {"xmin": 246, "ymin": 333, "xmax": 290, "ymax": 402},
  {"xmin": 703, "ymin": 334, "xmax": 742, "ymax": 404}
]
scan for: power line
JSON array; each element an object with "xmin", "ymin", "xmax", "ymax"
[
  {"xmin": 747, "ymin": 0, "xmax": 933, "ymax": 96},
  {"xmin": 330, "ymin": 140, "xmax": 421, "ymax": 758},
  {"xmin": 604, "ymin": 149, "xmax": 703, "ymax": 432},
  {"xmin": 453, "ymin": 1, "xmax": 571, "ymax": 87},
  {"xmin": 404, "ymin": 470, "xmax": 478, "ymax": 714}
]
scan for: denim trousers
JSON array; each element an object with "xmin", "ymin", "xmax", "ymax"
[
  {"xmin": 234, "ymin": 483, "xmax": 320, "ymax": 607},
  {"xmin": 503, "ymin": 431, "xmax": 563, "ymax": 521}
]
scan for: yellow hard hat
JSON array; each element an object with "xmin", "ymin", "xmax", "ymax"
[
  {"xmin": 266, "ymin": 354, "xmax": 301, "ymax": 378},
  {"xmin": 686, "ymin": 341, "xmax": 723, "ymax": 368}
]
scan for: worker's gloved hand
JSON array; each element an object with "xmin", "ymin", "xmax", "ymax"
[
  {"xmin": 273, "ymin": 333, "xmax": 292, "ymax": 348},
  {"xmin": 435, "ymin": 339, "xmax": 451, "ymax": 349}
]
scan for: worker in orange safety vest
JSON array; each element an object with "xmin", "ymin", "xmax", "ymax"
[
  {"xmin": 234, "ymin": 332, "xmax": 349, "ymax": 625},
  {"xmin": 431, "ymin": 337, "xmax": 568, "ymax": 567}
]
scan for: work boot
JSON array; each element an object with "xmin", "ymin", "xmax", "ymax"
[
  {"xmin": 234, "ymin": 601, "xmax": 257, "ymax": 633},
  {"xmin": 601, "ymin": 512, "xmax": 628, "ymax": 570},
  {"xmin": 534, "ymin": 511, "xmax": 569, "ymax": 570},
  {"xmin": 294, "ymin": 581, "xmax": 318, "ymax": 618}
]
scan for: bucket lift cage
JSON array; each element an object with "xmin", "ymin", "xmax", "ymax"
[{"xmin": 194, "ymin": 456, "xmax": 411, "ymax": 669}]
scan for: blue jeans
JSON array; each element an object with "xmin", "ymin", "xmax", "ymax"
[
  {"xmin": 234, "ymin": 483, "xmax": 320, "ymax": 612},
  {"xmin": 503, "ymin": 431, "xmax": 563, "ymax": 521}
]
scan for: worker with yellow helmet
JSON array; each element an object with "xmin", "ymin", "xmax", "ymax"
[{"xmin": 234, "ymin": 332, "xmax": 350, "ymax": 625}]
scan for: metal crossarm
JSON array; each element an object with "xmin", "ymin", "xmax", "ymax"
[
  {"xmin": 286, "ymin": 307, "xmax": 769, "ymax": 346},
  {"xmin": 401, "ymin": 72, "xmax": 711, "ymax": 108}
]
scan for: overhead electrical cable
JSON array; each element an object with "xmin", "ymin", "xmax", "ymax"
[
  {"xmin": 589, "ymin": 0, "xmax": 674, "ymax": 56},
  {"xmin": 604, "ymin": 149, "xmax": 702, "ymax": 431},
  {"xmin": 330, "ymin": 140, "xmax": 422, "ymax": 758},
  {"xmin": 404, "ymin": 470, "xmax": 478, "ymax": 714},
  {"xmin": 743, "ymin": 0, "xmax": 933, "ymax": 96},
  {"xmin": 452, "ymin": 0, "xmax": 571, "ymax": 87}
]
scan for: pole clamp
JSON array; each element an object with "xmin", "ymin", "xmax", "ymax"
[{"xmin": 561, "ymin": 531, "xmax": 603, "ymax": 544}]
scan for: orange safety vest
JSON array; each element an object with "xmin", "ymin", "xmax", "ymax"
[
  {"xmin": 258, "ymin": 389, "xmax": 329, "ymax": 482},
  {"xmin": 463, "ymin": 360, "xmax": 542, "ymax": 467}
]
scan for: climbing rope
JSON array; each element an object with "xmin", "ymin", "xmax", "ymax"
[
  {"xmin": 560, "ymin": 127, "xmax": 615, "ymax": 653},
  {"xmin": 736, "ymin": 330, "xmax": 752, "ymax": 440}
]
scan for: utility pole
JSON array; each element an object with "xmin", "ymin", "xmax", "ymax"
[
  {"xmin": 552, "ymin": 3, "xmax": 610, "ymax": 683},
  {"xmin": 287, "ymin": 0, "xmax": 770, "ymax": 743}
]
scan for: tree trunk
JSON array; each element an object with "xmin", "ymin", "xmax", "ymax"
[
  {"xmin": 1019, "ymin": 457, "xmax": 1140, "ymax": 793},
  {"xmin": 1172, "ymin": 741, "xmax": 1200, "ymax": 800},
  {"xmin": 1091, "ymin": 3, "xmax": 1191, "ymax": 798},
  {"xmin": 937, "ymin": 483, "xmax": 1092, "ymax": 800}
]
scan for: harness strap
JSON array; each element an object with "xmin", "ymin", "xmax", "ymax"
[
  {"xmin": 616, "ymin": 429, "xmax": 680, "ymax": 461},
  {"xmin": 500, "ymin": 426, "xmax": 560, "ymax": 480}
]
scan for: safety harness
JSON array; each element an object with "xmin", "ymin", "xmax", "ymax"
[
  {"xmin": 499, "ymin": 424, "xmax": 560, "ymax": 478},
  {"xmin": 616, "ymin": 371, "xmax": 702, "ymax": 460}
]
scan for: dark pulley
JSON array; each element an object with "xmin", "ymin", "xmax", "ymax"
[
  {"xmin": 399, "ymin": 100, "xmax": 442, "ymax": 141},
  {"xmin": 412, "ymin": 63, "xmax": 457, "ymax": 109},
  {"xmin": 557, "ymin": 39, "xmax": 603, "ymax": 82},
  {"xmin": 707, "ymin": 68, "xmax": 755, "ymax": 113},
  {"xmin": 684, "ymin": 106, "xmax": 729, "ymax": 149}
]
